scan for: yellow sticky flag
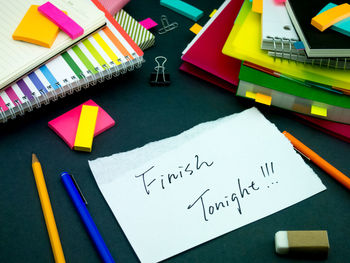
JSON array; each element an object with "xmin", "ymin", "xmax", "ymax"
[
  {"xmin": 209, "ymin": 9, "xmax": 217, "ymax": 17},
  {"xmin": 189, "ymin": 23, "xmax": 203, "ymax": 34},
  {"xmin": 245, "ymin": 91, "xmax": 256, "ymax": 99},
  {"xmin": 255, "ymin": 93, "xmax": 272, "ymax": 105},
  {"xmin": 252, "ymin": 0, "xmax": 263, "ymax": 14},
  {"xmin": 311, "ymin": 105, "xmax": 327, "ymax": 117}
]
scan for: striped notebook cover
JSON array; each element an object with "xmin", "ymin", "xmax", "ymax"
[
  {"xmin": 115, "ymin": 9, "xmax": 155, "ymax": 51},
  {"xmin": 0, "ymin": 0, "xmax": 144, "ymax": 123}
]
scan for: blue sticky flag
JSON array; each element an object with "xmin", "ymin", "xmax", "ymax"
[{"xmin": 293, "ymin": 41, "xmax": 305, "ymax": 50}]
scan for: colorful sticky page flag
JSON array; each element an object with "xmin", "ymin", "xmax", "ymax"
[
  {"xmin": 38, "ymin": 1, "xmax": 84, "ymax": 39},
  {"xmin": 139, "ymin": 18, "xmax": 158, "ymax": 30},
  {"xmin": 255, "ymin": 93, "xmax": 272, "ymax": 105},
  {"xmin": 311, "ymin": 105, "xmax": 327, "ymax": 117},
  {"xmin": 293, "ymin": 41, "xmax": 305, "ymax": 50},
  {"xmin": 252, "ymin": 0, "xmax": 263, "ymax": 14},
  {"xmin": 311, "ymin": 3, "xmax": 350, "ymax": 32},
  {"xmin": 318, "ymin": 3, "xmax": 350, "ymax": 37},
  {"xmin": 48, "ymin": 100, "xmax": 115, "ymax": 149},
  {"xmin": 189, "ymin": 23, "xmax": 202, "ymax": 34},
  {"xmin": 74, "ymin": 105, "xmax": 99, "ymax": 152},
  {"xmin": 274, "ymin": 0, "xmax": 286, "ymax": 4},
  {"xmin": 209, "ymin": 9, "xmax": 217, "ymax": 18},
  {"xmin": 12, "ymin": 5, "xmax": 63, "ymax": 47},
  {"xmin": 245, "ymin": 91, "xmax": 257, "ymax": 99},
  {"xmin": 160, "ymin": 0, "xmax": 203, "ymax": 21}
]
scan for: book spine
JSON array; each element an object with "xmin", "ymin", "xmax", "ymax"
[{"xmin": 237, "ymin": 80, "xmax": 350, "ymax": 124}]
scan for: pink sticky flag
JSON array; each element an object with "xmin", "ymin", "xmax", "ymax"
[
  {"xmin": 274, "ymin": 0, "xmax": 286, "ymax": 3},
  {"xmin": 48, "ymin": 100, "xmax": 115, "ymax": 149},
  {"xmin": 38, "ymin": 1, "xmax": 84, "ymax": 39},
  {"xmin": 139, "ymin": 18, "xmax": 158, "ymax": 30}
]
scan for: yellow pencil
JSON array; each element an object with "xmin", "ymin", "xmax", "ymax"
[{"xmin": 32, "ymin": 153, "xmax": 66, "ymax": 263}]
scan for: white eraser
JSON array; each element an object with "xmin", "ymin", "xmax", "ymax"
[{"xmin": 275, "ymin": 231, "xmax": 289, "ymax": 254}]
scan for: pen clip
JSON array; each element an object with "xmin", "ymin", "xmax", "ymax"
[
  {"xmin": 293, "ymin": 147, "xmax": 311, "ymax": 161},
  {"xmin": 69, "ymin": 174, "xmax": 88, "ymax": 205}
]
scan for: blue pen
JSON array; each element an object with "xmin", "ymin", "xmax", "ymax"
[{"xmin": 61, "ymin": 172, "xmax": 115, "ymax": 263}]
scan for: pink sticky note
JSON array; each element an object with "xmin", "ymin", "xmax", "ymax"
[
  {"xmin": 38, "ymin": 1, "xmax": 84, "ymax": 39},
  {"xmin": 48, "ymin": 100, "xmax": 115, "ymax": 149},
  {"xmin": 139, "ymin": 18, "xmax": 158, "ymax": 30},
  {"xmin": 97, "ymin": 0, "xmax": 130, "ymax": 16}
]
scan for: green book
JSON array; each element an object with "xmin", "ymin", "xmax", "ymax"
[{"xmin": 237, "ymin": 64, "xmax": 350, "ymax": 124}]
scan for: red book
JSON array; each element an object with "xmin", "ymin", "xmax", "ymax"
[
  {"xmin": 295, "ymin": 113, "xmax": 350, "ymax": 143},
  {"xmin": 181, "ymin": 0, "xmax": 244, "ymax": 88}
]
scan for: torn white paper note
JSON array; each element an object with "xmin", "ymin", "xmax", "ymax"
[{"xmin": 89, "ymin": 108, "xmax": 326, "ymax": 263}]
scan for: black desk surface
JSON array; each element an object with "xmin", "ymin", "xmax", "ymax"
[{"xmin": 1, "ymin": 1, "xmax": 349, "ymax": 262}]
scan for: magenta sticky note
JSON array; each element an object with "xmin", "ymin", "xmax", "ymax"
[
  {"xmin": 38, "ymin": 1, "xmax": 84, "ymax": 39},
  {"xmin": 48, "ymin": 100, "xmax": 115, "ymax": 149},
  {"xmin": 139, "ymin": 18, "xmax": 158, "ymax": 30},
  {"xmin": 97, "ymin": 0, "xmax": 130, "ymax": 15}
]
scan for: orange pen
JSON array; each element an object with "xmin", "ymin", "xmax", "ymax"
[{"xmin": 283, "ymin": 131, "xmax": 350, "ymax": 190}]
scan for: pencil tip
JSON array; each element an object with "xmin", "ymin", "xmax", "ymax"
[{"xmin": 32, "ymin": 153, "xmax": 38, "ymax": 163}]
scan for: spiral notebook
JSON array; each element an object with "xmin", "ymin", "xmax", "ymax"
[
  {"xmin": 262, "ymin": 0, "xmax": 350, "ymax": 69},
  {"xmin": 285, "ymin": 0, "xmax": 350, "ymax": 58},
  {"xmin": 261, "ymin": 0, "xmax": 299, "ymax": 53},
  {"xmin": 0, "ymin": 0, "xmax": 143, "ymax": 123},
  {"xmin": 0, "ymin": 0, "xmax": 106, "ymax": 90}
]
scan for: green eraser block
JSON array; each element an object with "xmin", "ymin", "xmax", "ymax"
[{"xmin": 160, "ymin": 0, "xmax": 203, "ymax": 21}]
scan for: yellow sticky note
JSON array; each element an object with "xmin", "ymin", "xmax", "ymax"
[
  {"xmin": 245, "ymin": 91, "xmax": 256, "ymax": 99},
  {"xmin": 209, "ymin": 9, "xmax": 217, "ymax": 17},
  {"xmin": 255, "ymin": 93, "xmax": 272, "ymax": 105},
  {"xmin": 74, "ymin": 105, "xmax": 99, "ymax": 152},
  {"xmin": 311, "ymin": 3, "xmax": 350, "ymax": 31},
  {"xmin": 252, "ymin": 0, "xmax": 263, "ymax": 14},
  {"xmin": 190, "ymin": 23, "xmax": 202, "ymax": 34},
  {"xmin": 12, "ymin": 5, "xmax": 66, "ymax": 48},
  {"xmin": 311, "ymin": 105, "xmax": 327, "ymax": 117}
]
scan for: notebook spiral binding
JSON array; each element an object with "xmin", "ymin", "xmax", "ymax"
[
  {"xmin": 265, "ymin": 36, "xmax": 299, "ymax": 54},
  {"xmin": 266, "ymin": 37, "xmax": 350, "ymax": 70},
  {"xmin": 0, "ymin": 54, "xmax": 144, "ymax": 123}
]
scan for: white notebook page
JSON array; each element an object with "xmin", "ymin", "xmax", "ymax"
[{"xmin": 0, "ymin": 0, "xmax": 105, "ymax": 90}]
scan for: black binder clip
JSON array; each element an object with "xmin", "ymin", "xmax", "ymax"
[
  {"xmin": 158, "ymin": 15, "xmax": 178, "ymax": 34},
  {"xmin": 149, "ymin": 56, "xmax": 170, "ymax": 86}
]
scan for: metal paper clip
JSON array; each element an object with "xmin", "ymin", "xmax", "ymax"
[
  {"xmin": 150, "ymin": 56, "xmax": 170, "ymax": 86},
  {"xmin": 158, "ymin": 15, "xmax": 178, "ymax": 34}
]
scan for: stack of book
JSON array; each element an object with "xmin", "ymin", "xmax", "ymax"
[{"xmin": 181, "ymin": 0, "xmax": 350, "ymax": 143}]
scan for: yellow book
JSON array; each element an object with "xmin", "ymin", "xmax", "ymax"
[
  {"xmin": 13, "ymin": 5, "xmax": 65, "ymax": 48},
  {"xmin": 222, "ymin": 0, "xmax": 350, "ymax": 90}
]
